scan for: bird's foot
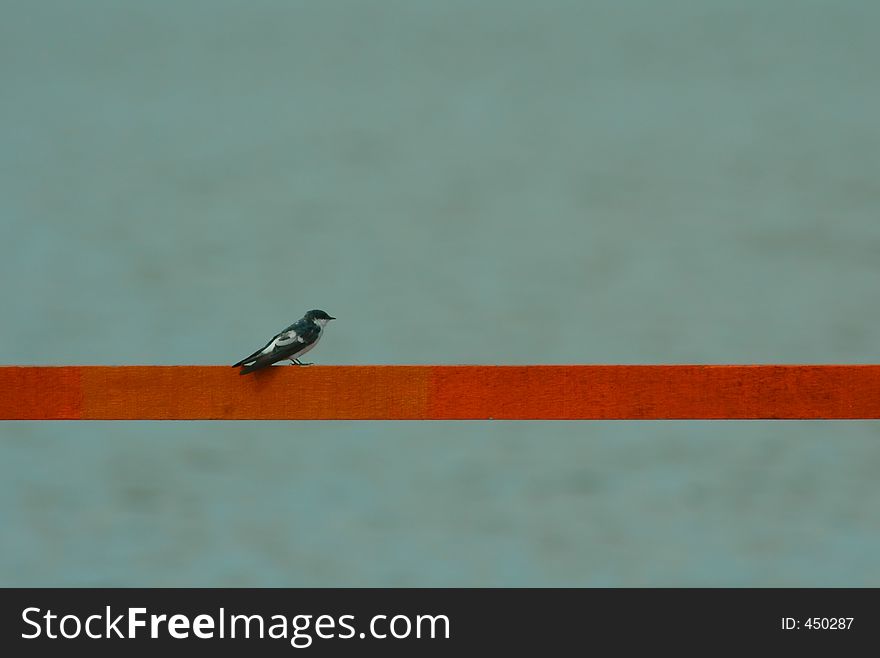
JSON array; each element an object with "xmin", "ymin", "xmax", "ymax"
[{"xmin": 290, "ymin": 359, "xmax": 313, "ymax": 366}]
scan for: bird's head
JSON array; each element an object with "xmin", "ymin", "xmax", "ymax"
[{"xmin": 306, "ymin": 309, "xmax": 336, "ymax": 327}]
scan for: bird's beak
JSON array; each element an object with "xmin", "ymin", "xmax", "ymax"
[{"xmin": 329, "ymin": 316, "xmax": 336, "ymax": 321}]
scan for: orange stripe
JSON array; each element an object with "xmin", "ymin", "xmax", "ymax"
[
  {"xmin": 0, "ymin": 365, "xmax": 878, "ymax": 420},
  {"xmin": 78, "ymin": 366, "xmax": 430, "ymax": 420},
  {"xmin": 0, "ymin": 366, "xmax": 83, "ymax": 419},
  {"xmin": 425, "ymin": 365, "xmax": 880, "ymax": 419}
]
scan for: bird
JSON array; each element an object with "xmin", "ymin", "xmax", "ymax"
[{"xmin": 233, "ymin": 309, "xmax": 336, "ymax": 375}]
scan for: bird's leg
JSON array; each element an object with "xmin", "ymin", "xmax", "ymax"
[{"xmin": 290, "ymin": 358, "xmax": 313, "ymax": 366}]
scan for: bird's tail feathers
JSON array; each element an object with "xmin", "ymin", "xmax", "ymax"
[
  {"xmin": 238, "ymin": 361, "xmax": 266, "ymax": 375},
  {"xmin": 232, "ymin": 349, "xmax": 264, "ymax": 368}
]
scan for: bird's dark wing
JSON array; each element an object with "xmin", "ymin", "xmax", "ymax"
[
  {"xmin": 232, "ymin": 333, "xmax": 281, "ymax": 367},
  {"xmin": 232, "ymin": 320, "xmax": 302, "ymax": 367},
  {"xmin": 237, "ymin": 322, "xmax": 320, "ymax": 375}
]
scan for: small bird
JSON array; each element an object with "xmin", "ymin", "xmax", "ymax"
[{"xmin": 233, "ymin": 309, "xmax": 336, "ymax": 375}]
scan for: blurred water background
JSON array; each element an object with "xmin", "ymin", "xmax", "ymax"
[{"xmin": 2, "ymin": 0, "xmax": 879, "ymax": 586}]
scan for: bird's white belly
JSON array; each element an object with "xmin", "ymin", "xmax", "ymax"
[{"xmin": 291, "ymin": 331, "xmax": 321, "ymax": 359}]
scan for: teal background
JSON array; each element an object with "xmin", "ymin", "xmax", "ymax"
[{"xmin": 2, "ymin": 1, "xmax": 879, "ymax": 585}]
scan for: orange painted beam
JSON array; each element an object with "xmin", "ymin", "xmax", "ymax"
[{"xmin": 0, "ymin": 365, "xmax": 879, "ymax": 420}]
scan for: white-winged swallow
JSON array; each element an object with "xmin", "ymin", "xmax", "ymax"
[{"xmin": 233, "ymin": 309, "xmax": 336, "ymax": 375}]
